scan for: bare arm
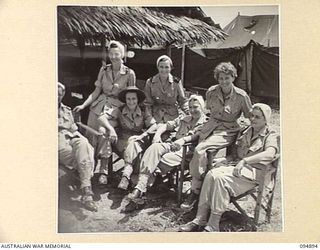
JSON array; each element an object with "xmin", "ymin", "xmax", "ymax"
[
  {"xmin": 97, "ymin": 114, "xmax": 118, "ymax": 142},
  {"xmin": 177, "ymin": 81, "xmax": 190, "ymax": 115},
  {"xmin": 73, "ymin": 65, "xmax": 104, "ymax": 112},
  {"xmin": 243, "ymin": 147, "xmax": 277, "ymax": 166},
  {"xmin": 143, "ymin": 79, "xmax": 153, "ymax": 116},
  {"xmin": 83, "ymin": 86, "xmax": 101, "ymax": 108}
]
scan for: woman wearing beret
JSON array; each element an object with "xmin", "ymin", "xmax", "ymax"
[
  {"xmin": 97, "ymin": 86, "xmax": 157, "ymax": 189},
  {"xmin": 179, "ymin": 103, "xmax": 279, "ymax": 232},
  {"xmin": 144, "ymin": 55, "xmax": 189, "ymax": 128},
  {"xmin": 74, "ymin": 41, "xmax": 136, "ymax": 148}
]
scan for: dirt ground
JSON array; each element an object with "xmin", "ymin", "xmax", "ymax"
[{"xmin": 58, "ymin": 110, "xmax": 282, "ymax": 233}]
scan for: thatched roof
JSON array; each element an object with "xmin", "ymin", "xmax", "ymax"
[{"xmin": 58, "ymin": 6, "xmax": 226, "ymax": 47}]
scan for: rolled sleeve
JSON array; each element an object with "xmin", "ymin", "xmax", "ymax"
[
  {"xmin": 264, "ymin": 132, "xmax": 279, "ymax": 154},
  {"xmin": 94, "ymin": 66, "xmax": 105, "ymax": 88},
  {"xmin": 143, "ymin": 79, "xmax": 153, "ymax": 113}
]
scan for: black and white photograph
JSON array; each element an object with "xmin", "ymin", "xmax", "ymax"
[{"xmin": 57, "ymin": 5, "xmax": 281, "ymax": 233}]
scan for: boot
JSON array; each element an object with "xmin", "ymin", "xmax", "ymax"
[
  {"xmin": 81, "ymin": 186, "xmax": 98, "ymax": 212},
  {"xmin": 180, "ymin": 192, "xmax": 199, "ymax": 211}
]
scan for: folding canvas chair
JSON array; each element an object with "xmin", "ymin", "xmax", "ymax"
[
  {"xmin": 175, "ymin": 141, "xmax": 233, "ymax": 204},
  {"xmin": 229, "ymin": 134, "xmax": 281, "ymax": 224},
  {"xmin": 229, "ymin": 155, "xmax": 280, "ymax": 224}
]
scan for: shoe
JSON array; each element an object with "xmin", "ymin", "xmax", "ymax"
[
  {"xmin": 122, "ymin": 199, "xmax": 145, "ymax": 213},
  {"xmin": 118, "ymin": 176, "xmax": 129, "ymax": 190},
  {"xmin": 81, "ymin": 186, "xmax": 98, "ymax": 212},
  {"xmin": 180, "ymin": 192, "xmax": 199, "ymax": 210},
  {"xmin": 178, "ymin": 222, "xmax": 204, "ymax": 232},
  {"xmin": 202, "ymin": 225, "xmax": 219, "ymax": 232},
  {"xmin": 82, "ymin": 199, "xmax": 98, "ymax": 212},
  {"xmin": 98, "ymin": 173, "xmax": 108, "ymax": 185},
  {"xmin": 127, "ymin": 188, "xmax": 142, "ymax": 200}
]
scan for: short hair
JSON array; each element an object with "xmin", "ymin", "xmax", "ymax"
[
  {"xmin": 156, "ymin": 55, "xmax": 173, "ymax": 68},
  {"xmin": 108, "ymin": 40, "xmax": 125, "ymax": 58},
  {"xmin": 214, "ymin": 62, "xmax": 238, "ymax": 80}
]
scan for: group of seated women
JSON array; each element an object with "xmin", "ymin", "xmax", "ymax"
[{"xmin": 58, "ymin": 40, "xmax": 279, "ymax": 232}]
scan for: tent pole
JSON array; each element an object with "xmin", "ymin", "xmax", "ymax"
[
  {"xmin": 180, "ymin": 44, "xmax": 186, "ymax": 86},
  {"xmin": 124, "ymin": 44, "xmax": 127, "ymax": 63},
  {"xmin": 76, "ymin": 36, "xmax": 85, "ymax": 71},
  {"xmin": 167, "ymin": 44, "xmax": 172, "ymax": 58},
  {"xmin": 246, "ymin": 41, "xmax": 254, "ymax": 95}
]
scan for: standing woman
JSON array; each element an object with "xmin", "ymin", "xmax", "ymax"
[
  {"xmin": 74, "ymin": 41, "xmax": 136, "ymax": 147},
  {"xmin": 144, "ymin": 55, "xmax": 189, "ymax": 127}
]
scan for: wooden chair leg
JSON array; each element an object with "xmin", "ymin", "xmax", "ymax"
[
  {"xmin": 266, "ymin": 192, "xmax": 274, "ymax": 223},
  {"xmin": 254, "ymin": 169, "xmax": 267, "ymax": 224},
  {"xmin": 108, "ymin": 154, "xmax": 113, "ymax": 179},
  {"xmin": 266, "ymin": 168, "xmax": 278, "ymax": 222},
  {"xmin": 232, "ymin": 200, "xmax": 249, "ymax": 217},
  {"xmin": 207, "ymin": 150, "xmax": 214, "ymax": 169},
  {"xmin": 177, "ymin": 146, "xmax": 187, "ymax": 204}
]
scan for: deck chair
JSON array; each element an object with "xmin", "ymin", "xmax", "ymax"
[
  {"xmin": 229, "ymin": 134, "xmax": 281, "ymax": 224},
  {"xmin": 229, "ymin": 155, "xmax": 280, "ymax": 224}
]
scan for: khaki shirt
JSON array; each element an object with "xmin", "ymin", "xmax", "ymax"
[
  {"xmin": 144, "ymin": 73, "xmax": 189, "ymax": 123},
  {"xmin": 90, "ymin": 64, "xmax": 136, "ymax": 115},
  {"xmin": 58, "ymin": 103, "xmax": 82, "ymax": 149},
  {"xmin": 198, "ymin": 84, "xmax": 252, "ymax": 140},
  {"xmin": 235, "ymin": 126, "xmax": 279, "ymax": 166},
  {"xmin": 166, "ymin": 113, "xmax": 209, "ymax": 140},
  {"xmin": 226, "ymin": 125, "xmax": 279, "ymax": 184},
  {"xmin": 106, "ymin": 105, "xmax": 156, "ymax": 137}
]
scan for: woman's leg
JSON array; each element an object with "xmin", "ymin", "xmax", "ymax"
[
  {"xmin": 182, "ymin": 133, "xmax": 236, "ymax": 210},
  {"xmin": 133, "ymin": 143, "xmax": 171, "ymax": 193}
]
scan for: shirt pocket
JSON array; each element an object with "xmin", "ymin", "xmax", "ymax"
[
  {"xmin": 150, "ymin": 87, "xmax": 162, "ymax": 104},
  {"xmin": 227, "ymin": 101, "xmax": 242, "ymax": 115}
]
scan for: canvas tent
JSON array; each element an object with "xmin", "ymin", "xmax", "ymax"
[
  {"xmin": 189, "ymin": 14, "xmax": 279, "ymax": 99},
  {"xmin": 118, "ymin": 14, "xmax": 280, "ymax": 99}
]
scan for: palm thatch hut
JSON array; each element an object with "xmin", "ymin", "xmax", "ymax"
[
  {"xmin": 57, "ymin": 6, "xmax": 227, "ymax": 121},
  {"xmin": 58, "ymin": 6, "xmax": 226, "ymax": 47}
]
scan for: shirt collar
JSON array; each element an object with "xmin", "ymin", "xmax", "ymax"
[
  {"xmin": 105, "ymin": 64, "xmax": 127, "ymax": 75},
  {"xmin": 152, "ymin": 73, "xmax": 174, "ymax": 84},
  {"xmin": 122, "ymin": 105, "xmax": 142, "ymax": 117},
  {"xmin": 217, "ymin": 84, "xmax": 236, "ymax": 102}
]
